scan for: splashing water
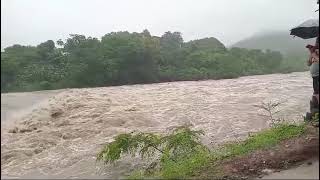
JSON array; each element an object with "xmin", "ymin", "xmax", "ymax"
[{"xmin": 1, "ymin": 72, "xmax": 312, "ymax": 179}]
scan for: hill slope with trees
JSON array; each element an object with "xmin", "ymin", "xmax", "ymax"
[
  {"xmin": 231, "ymin": 31, "xmax": 314, "ymax": 55},
  {"xmin": 1, "ymin": 30, "xmax": 307, "ymax": 92}
]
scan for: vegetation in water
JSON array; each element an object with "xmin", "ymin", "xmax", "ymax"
[{"xmin": 97, "ymin": 126, "xmax": 207, "ymax": 164}]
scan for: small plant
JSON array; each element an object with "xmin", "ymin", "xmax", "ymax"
[
  {"xmin": 312, "ymin": 113, "xmax": 319, "ymax": 122},
  {"xmin": 254, "ymin": 100, "xmax": 286, "ymax": 127},
  {"xmin": 311, "ymin": 113, "xmax": 319, "ymax": 127},
  {"xmin": 97, "ymin": 126, "xmax": 209, "ymax": 176}
]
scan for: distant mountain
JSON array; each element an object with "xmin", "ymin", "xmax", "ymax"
[{"xmin": 231, "ymin": 31, "xmax": 316, "ymax": 56}]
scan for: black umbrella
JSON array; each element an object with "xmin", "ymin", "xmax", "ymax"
[{"xmin": 290, "ymin": 19, "xmax": 319, "ymax": 39}]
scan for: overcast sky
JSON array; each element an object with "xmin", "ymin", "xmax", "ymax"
[{"xmin": 1, "ymin": 0, "xmax": 319, "ymax": 49}]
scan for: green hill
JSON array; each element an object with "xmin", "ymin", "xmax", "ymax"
[
  {"xmin": 231, "ymin": 31, "xmax": 316, "ymax": 73},
  {"xmin": 231, "ymin": 31, "xmax": 315, "ymax": 56}
]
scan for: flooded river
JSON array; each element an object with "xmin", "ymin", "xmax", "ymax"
[{"xmin": 1, "ymin": 71, "xmax": 313, "ymax": 179}]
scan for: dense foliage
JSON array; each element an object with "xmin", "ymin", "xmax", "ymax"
[
  {"xmin": 1, "ymin": 30, "xmax": 307, "ymax": 92},
  {"xmin": 97, "ymin": 126, "xmax": 209, "ymax": 178},
  {"xmin": 97, "ymin": 126, "xmax": 206, "ymax": 163}
]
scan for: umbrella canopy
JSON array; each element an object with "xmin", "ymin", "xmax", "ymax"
[{"xmin": 290, "ymin": 19, "xmax": 319, "ymax": 39}]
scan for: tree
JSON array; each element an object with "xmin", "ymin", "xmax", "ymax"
[
  {"xmin": 160, "ymin": 31, "xmax": 183, "ymax": 50},
  {"xmin": 159, "ymin": 31, "xmax": 184, "ymax": 67},
  {"xmin": 142, "ymin": 29, "xmax": 151, "ymax": 37},
  {"xmin": 37, "ymin": 40, "xmax": 55, "ymax": 60},
  {"xmin": 56, "ymin": 39, "xmax": 64, "ymax": 46},
  {"xmin": 0, "ymin": 29, "xmax": 296, "ymax": 92}
]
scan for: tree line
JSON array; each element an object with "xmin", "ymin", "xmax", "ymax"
[{"xmin": 1, "ymin": 30, "xmax": 307, "ymax": 92}]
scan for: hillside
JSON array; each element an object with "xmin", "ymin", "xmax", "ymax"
[{"xmin": 231, "ymin": 31, "xmax": 315, "ymax": 56}]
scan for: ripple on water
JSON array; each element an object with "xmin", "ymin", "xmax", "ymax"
[{"xmin": 1, "ymin": 71, "xmax": 313, "ymax": 178}]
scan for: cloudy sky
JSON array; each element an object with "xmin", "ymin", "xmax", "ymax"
[{"xmin": 1, "ymin": 0, "xmax": 319, "ymax": 49}]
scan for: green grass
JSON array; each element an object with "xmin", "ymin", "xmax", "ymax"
[
  {"xmin": 222, "ymin": 123, "xmax": 306, "ymax": 158},
  {"xmin": 128, "ymin": 170, "xmax": 145, "ymax": 180},
  {"xmin": 128, "ymin": 150, "xmax": 210, "ymax": 179},
  {"xmin": 159, "ymin": 149, "xmax": 210, "ymax": 179},
  {"xmin": 129, "ymin": 123, "xmax": 306, "ymax": 179}
]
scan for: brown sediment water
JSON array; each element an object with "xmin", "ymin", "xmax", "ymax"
[{"xmin": 1, "ymin": 71, "xmax": 313, "ymax": 179}]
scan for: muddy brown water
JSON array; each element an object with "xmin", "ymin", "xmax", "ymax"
[{"xmin": 0, "ymin": 71, "xmax": 314, "ymax": 179}]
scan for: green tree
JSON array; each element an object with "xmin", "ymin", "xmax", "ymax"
[{"xmin": 0, "ymin": 30, "xmax": 296, "ymax": 92}]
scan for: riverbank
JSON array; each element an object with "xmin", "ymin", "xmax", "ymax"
[
  {"xmin": 126, "ymin": 123, "xmax": 318, "ymax": 179},
  {"xmin": 198, "ymin": 124, "xmax": 319, "ymax": 179}
]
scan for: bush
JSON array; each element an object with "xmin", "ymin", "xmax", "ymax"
[{"xmin": 97, "ymin": 126, "xmax": 209, "ymax": 178}]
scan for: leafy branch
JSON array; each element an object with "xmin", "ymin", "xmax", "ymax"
[
  {"xmin": 97, "ymin": 126, "xmax": 208, "ymax": 167},
  {"xmin": 253, "ymin": 100, "xmax": 286, "ymax": 127}
]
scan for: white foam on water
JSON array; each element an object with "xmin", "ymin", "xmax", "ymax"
[{"xmin": 1, "ymin": 71, "xmax": 313, "ymax": 178}]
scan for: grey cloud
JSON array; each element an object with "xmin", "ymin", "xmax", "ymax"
[{"xmin": 1, "ymin": 0, "xmax": 319, "ymax": 49}]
